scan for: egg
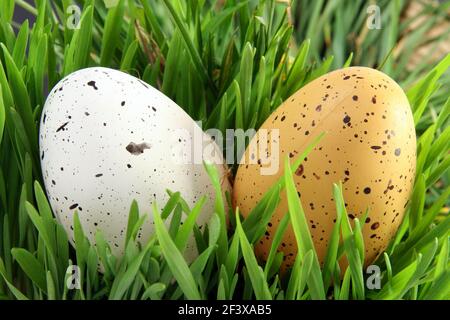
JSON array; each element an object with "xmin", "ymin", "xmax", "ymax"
[
  {"xmin": 39, "ymin": 67, "xmax": 231, "ymax": 261},
  {"xmin": 233, "ymin": 67, "xmax": 416, "ymax": 268}
]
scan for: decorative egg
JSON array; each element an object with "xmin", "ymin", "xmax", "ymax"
[
  {"xmin": 233, "ymin": 67, "xmax": 416, "ymax": 268},
  {"xmin": 39, "ymin": 67, "xmax": 231, "ymax": 261}
]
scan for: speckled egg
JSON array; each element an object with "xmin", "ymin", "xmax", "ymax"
[
  {"xmin": 233, "ymin": 67, "xmax": 416, "ymax": 268},
  {"xmin": 39, "ymin": 67, "xmax": 231, "ymax": 261}
]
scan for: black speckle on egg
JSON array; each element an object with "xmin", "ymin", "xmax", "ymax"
[
  {"xmin": 87, "ymin": 81, "xmax": 98, "ymax": 90},
  {"xmin": 56, "ymin": 122, "xmax": 69, "ymax": 132},
  {"xmin": 126, "ymin": 142, "xmax": 151, "ymax": 155},
  {"xmin": 343, "ymin": 115, "xmax": 351, "ymax": 124},
  {"xmin": 395, "ymin": 148, "xmax": 401, "ymax": 156},
  {"xmin": 364, "ymin": 187, "xmax": 371, "ymax": 194},
  {"xmin": 295, "ymin": 165, "xmax": 304, "ymax": 176}
]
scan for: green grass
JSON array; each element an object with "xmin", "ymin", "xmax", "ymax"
[{"xmin": 0, "ymin": 0, "xmax": 449, "ymax": 300}]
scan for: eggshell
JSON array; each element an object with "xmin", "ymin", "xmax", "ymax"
[
  {"xmin": 39, "ymin": 67, "xmax": 231, "ymax": 261},
  {"xmin": 233, "ymin": 67, "xmax": 416, "ymax": 268}
]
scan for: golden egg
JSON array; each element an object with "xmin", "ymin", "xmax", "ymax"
[{"xmin": 233, "ymin": 67, "xmax": 416, "ymax": 268}]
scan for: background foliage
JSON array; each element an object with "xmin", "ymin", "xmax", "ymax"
[{"xmin": 0, "ymin": 0, "xmax": 448, "ymax": 300}]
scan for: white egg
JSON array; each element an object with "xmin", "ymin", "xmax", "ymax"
[{"xmin": 39, "ymin": 67, "xmax": 230, "ymax": 262}]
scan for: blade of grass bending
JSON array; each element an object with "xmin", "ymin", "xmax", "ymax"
[
  {"xmin": 394, "ymin": 217, "xmax": 450, "ymax": 272},
  {"xmin": 246, "ymin": 184, "xmax": 281, "ymax": 243},
  {"xmin": 411, "ymin": 186, "xmax": 450, "ymax": 242},
  {"xmin": 25, "ymin": 202, "xmax": 57, "ymax": 261},
  {"xmin": 425, "ymin": 125, "xmax": 450, "ymax": 169},
  {"xmin": 12, "ymin": 20, "xmax": 29, "ymax": 70},
  {"xmin": 284, "ymin": 157, "xmax": 325, "ymax": 300},
  {"xmin": 63, "ymin": 6, "xmax": 93, "ymax": 75},
  {"xmin": 297, "ymin": 251, "xmax": 314, "ymax": 299},
  {"xmin": 235, "ymin": 209, "xmax": 272, "ymax": 300},
  {"xmin": 434, "ymin": 237, "xmax": 448, "ymax": 281},
  {"xmin": 203, "ymin": 162, "xmax": 228, "ymax": 265},
  {"xmin": 225, "ymin": 232, "xmax": 240, "ymax": 279},
  {"xmin": 120, "ymin": 40, "xmax": 139, "ymax": 71},
  {"xmin": 409, "ymin": 174, "xmax": 426, "ymax": 232},
  {"xmin": 435, "ymin": 97, "xmax": 450, "ymax": 130},
  {"xmin": 0, "ymin": 258, "xmax": 28, "ymax": 300},
  {"xmin": 422, "ymin": 271, "xmax": 450, "ymax": 300},
  {"xmin": 174, "ymin": 196, "xmax": 206, "ymax": 251},
  {"xmin": 376, "ymin": 260, "xmax": 418, "ymax": 300},
  {"xmin": 100, "ymin": 0, "xmax": 125, "ymax": 66},
  {"xmin": 165, "ymin": 247, "xmax": 219, "ymax": 300},
  {"xmin": 161, "ymin": 191, "xmax": 181, "ymax": 219},
  {"xmin": 0, "ymin": 0, "xmax": 15, "ymax": 22},
  {"xmin": 286, "ymin": 250, "xmax": 314, "ymax": 300},
  {"xmin": 233, "ymin": 81, "xmax": 244, "ymax": 130},
  {"xmin": 407, "ymin": 53, "xmax": 450, "ymax": 107},
  {"xmin": 11, "ymin": 248, "xmax": 46, "ymax": 292},
  {"xmin": 264, "ymin": 212, "xmax": 289, "ymax": 278},
  {"xmin": 384, "ymin": 253, "xmax": 393, "ymax": 285},
  {"xmin": 304, "ymin": 55, "xmax": 334, "ymax": 86},
  {"xmin": 285, "ymin": 39, "xmax": 310, "ymax": 91},
  {"xmin": 243, "ymin": 132, "xmax": 326, "ymax": 232},
  {"xmin": 334, "ymin": 183, "xmax": 365, "ymax": 300},
  {"xmin": 239, "ymin": 43, "xmax": 254, "ymax": 127},
  {"xmin": 1, "ymin": 45, "xmax": 36, "ymax": 151},
  {"xmin": 152, "ymin": 203, "xmax": 201, "ymax": 300},
  {"xmin": 46, "ymin": 271, "xmax": 56, "ymax": 300},
  {"xmin": 34, "ymin": 181, "xmax": 53, "ymax": 221},
  {"xmin": 322, "ymin": 187, "xmax": 343, "ymax": 289},
  {"xmin": 203, "ymin": 2, "xmax": 248, "ymax": 34},
  {"xmin": 109, "ymin": 238, "xmax": 155, "ymax": 300},
  {"xmin": 397, "ymin": 238, "xmax": 438, "ymax": 299},
  {"xmin": 161, "ymin": 0, "xmax": 216, "ymax": 95},
  {"xmin": 0, "ymin": 85, "xmax": 4, "ymax": 142},
  {"xmin": 343, "ymin": 52, "xmax": 353, "ymax": 68},
  {"xmin": 426, "ymin": 155, "xmax": 450, "ymax": 188},
  {"xmin": 95, "ymin": 231, "xmax": 115, "ymax": 278},
  {"xmin": 125, "ymin": 200, "xmax": 139, "ymax": 246},
  {"xmin": 338, "ymin": 269, "xmax": 351, "ymax": 300},
  {"xmin": 286, "ymin": 255, "xmax": 301, "ymax": 300},
  {"xmin": 141, "ymin": 283, "xmax": 166, "ymax": 300},
  {"xmin": 72, "ymin": 211, "xmax": 91, "ymax": 299}
]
